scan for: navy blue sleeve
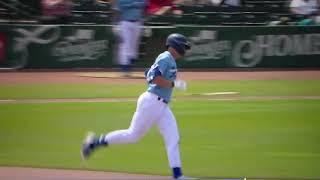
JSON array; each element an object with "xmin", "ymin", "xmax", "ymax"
[
  {"xmin": 154, "ymin": 67, "xmax": 162, "ymax": 77},
  {"xmin": 146, "ymin": 66, "xmax": 162, "ymax": 83}
]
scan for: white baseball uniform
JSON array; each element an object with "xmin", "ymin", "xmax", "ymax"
[{"xmin": 104, "ymin": 51, "xmax": 181, "ymax": 168}]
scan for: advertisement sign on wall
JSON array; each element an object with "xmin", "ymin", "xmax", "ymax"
[
  {"xmin": 6, "ymin": 25, "xmax": 114, "ymax": 69},
  {"xmin": 0, "ymin": 24, "xmax": 320, "ymax": 69}
]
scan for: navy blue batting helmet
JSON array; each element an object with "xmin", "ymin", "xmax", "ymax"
[{"xmin": 166, "ymin": 33, "xmax": 191, "ymax": 56}]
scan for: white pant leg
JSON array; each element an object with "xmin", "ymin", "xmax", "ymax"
[
  {"xmin": 157, "ymin": 106, "xmax": 182, "ymax": 168},
  {"xmin": 128, "ymin": 22, "xmax": 142, "ymax": 60},
  {"xmin": 117, "ymin": 21, "xmax": 131, "ymax": 65},
  {"xmin": 117, "ymin": 21, "xmax": 141, "ymax": 65},
  {"xmin": 105, "ymin": 92, "xmax": 165, "ymax": 144}
]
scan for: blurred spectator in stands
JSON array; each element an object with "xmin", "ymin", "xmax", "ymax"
[
  {"xmin": 41, "ymin": 0, "xmax": 73, "ymax": 24},
  {"xmin": 289, "ymin": 0, "xmax": 320, "ymax": 25},
  {"xmin": 290, "ymin": 0, "xmax": 319, "ymax": 15},
  {"xmin": 113, "ymin": 0, "xmax": 146, "ymax": 75},
  {"xmin": 146, "ymin": 0, "xmax": 183, "ymax": 15},
  {"xmin": 211, "ymin": 0, "xmax": 242, "ymax": 7}
]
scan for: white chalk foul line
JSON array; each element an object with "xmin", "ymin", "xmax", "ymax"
[
  {"xmin": 0, "ymin": 99, "xmax": 16, "ymax": 102},
  {"xmin": 202, "ymin": 92, "xmax": 239, "ymax": 96},
  {"xmin": 208, "ymin": 98, "xmax": 237, "ymax": 101},
  {"xmin": 188, "ymin": 92, "xmax": 239, "ymax": 96}
]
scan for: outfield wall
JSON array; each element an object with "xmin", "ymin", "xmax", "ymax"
[{"xmin": 0, "ymin": 24, "xmax": 319, "ymax": 69}]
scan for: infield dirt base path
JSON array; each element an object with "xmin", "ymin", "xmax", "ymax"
[
  {"xmin": 1, "ymin": 70, "xmax": 320, "ymax": 180},
  {"xmin": 0, "ymin": 167, "xmax": 171, "ymax": 180}
]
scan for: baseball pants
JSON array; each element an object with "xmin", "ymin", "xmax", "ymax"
[
  {"xmin": 117, "ymin": 20, "xmax": 142, "ymax": 66},
  {"xmin": 104, "ymin": 91, "xmax": 182, "ymax": 168}
]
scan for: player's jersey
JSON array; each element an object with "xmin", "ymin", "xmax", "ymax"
[
  {"xmin": 146, "ymin": 51, "xmax": 177, "ymax": 103},
  {"xmin": 116, "ymin": 0, "xmax": 146, "ymax": 21}
]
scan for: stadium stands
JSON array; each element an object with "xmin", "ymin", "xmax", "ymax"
[
  {"xmin": 0, "ymin": 0, "xmax": 38, "ymax": 23},
  {"xmin": 0, "ymin": 0, "xmax": 316, "ymax": 25},
  {"xmin": 71, "ymin": 0, "xmax": 112, "ymax": 24}
]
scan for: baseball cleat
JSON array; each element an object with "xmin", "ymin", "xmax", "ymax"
[{"xmin": 81, "ymin": 132, "xmax": 96, "ymax": 160}]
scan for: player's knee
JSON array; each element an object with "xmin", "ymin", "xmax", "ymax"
[
  {"xmin": 172, "ymin": 135, "xmax": 180, "ymax": 144},
  {"xmin": 169, "ymin": 136, "xmax": 180, "ymax": 148},
  {"xmin": 128, "ymin": 131, "xmax": 143, "ymax": 143}
]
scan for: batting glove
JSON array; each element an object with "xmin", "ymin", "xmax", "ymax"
[{"xmin": 174, "ymin": 80, "xmax": 187, "ymax": 91}]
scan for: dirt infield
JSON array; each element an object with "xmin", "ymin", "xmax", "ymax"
[
  {"xmin": 1, "ymin": 70, "xmax": 320, "ymax": 180},
  {"xmin": 0, "ymin": 167, "xmax": 171, "ymax": 180}
]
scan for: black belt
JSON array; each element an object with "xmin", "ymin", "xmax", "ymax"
[
  {"xmin": 126, "ymin": 20, "xmax": 138, "ymax": 22},
  {"xmin": 157, "ymin": 96, "xmax": 168, "ymax": 104}
]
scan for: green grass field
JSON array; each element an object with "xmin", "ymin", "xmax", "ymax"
[{"xmin": 0, "ymin": 80, "xmax": 320, "ymax": 179}]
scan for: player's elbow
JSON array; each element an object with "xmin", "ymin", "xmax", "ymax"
[
  {"xmin": 152, "ymin": 76, "xmax": 163, "ymax": 85},
  {"xmin": 153, "ymin": 76, "xmax": 172, "ymax": 88}
]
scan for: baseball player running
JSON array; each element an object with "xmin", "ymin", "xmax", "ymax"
[{"xmin": 81, "ymin": 33, "xmax": 195, "ymax": 180}]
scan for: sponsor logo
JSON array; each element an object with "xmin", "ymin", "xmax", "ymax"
[
  {"xmin": 52, "ymin": 29, "xmax": 109, "ymax": 62},
  {"xmin": 186, "ymin": 30, "xmax": 320, "ymax": 67},
  {"xmin": 185, "ymin": 30, "xmax": 231, "ymax": 62},
  {"xmin": 13, "ymin": 26, "xmax": 61, "ymax": 68},
  {"xmin": 231, "ymin": 34, "xmax": 320, "ymax": 67},
  {"xmin": 12, "ymin": 26, "xmax": 110, "ymax": 67}
]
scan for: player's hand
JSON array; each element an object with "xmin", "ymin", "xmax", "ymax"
[{"xmin": 174, "ymin": 80, "xmax": 187, "ymax": 91}]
